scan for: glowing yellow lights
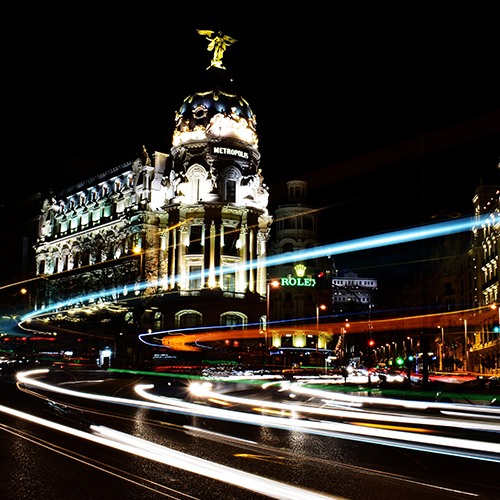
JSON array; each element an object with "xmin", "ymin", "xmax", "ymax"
[
  {"xmin": 173, "ymin": 113, "xmax": 258, "ymax": 147},
  {"xmin": 252, "ymin": 408, "xmax": 293, "ymax": 417},
  {"xmin": 294, "ymin": 264, "xmax": 306, "ymax": 277},
  {"xmin": 350, "ymin": 422, "xmax": 434, "ymax": 434},
  {"xmin": 132, "ymin": 246, "xmax": 141, "ymax": 254},
  {"xmin": 197, "ymin": 30, "xmax": 237, "ymax": 70},
  {"xmin": 208, "ymin": 398, "xmax": 231, "ymax": 406}
]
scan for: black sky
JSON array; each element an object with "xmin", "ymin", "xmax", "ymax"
[{"xmin": 4, "ymin": 11, "xmax": 499, "ymax": 248}]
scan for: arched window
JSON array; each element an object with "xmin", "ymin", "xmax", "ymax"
[
  {"xmin": 154, "ymin": 312, "xmax": 163, "ymax": 331},
  {"xmin": 220, "ymin": 311, "xmax": 247, "ymax": 329},
  {"xmin": 175, "ymin": 310, "xmax": 202, "ymax": 328}
]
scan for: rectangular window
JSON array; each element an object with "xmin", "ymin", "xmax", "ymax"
[
  {"xmin": 226, "ymin": 180, "xmax": 236, "ymax": 202},
  {"xmin": 223, "ymin": 271, "xmax": 235, "ymax": 292},
  {"xmin": 188, "ymin": 225, "xmax": 203, "ymax": 253},
  {"xmin": 223, "ymin": 227, "xmax": 238, "ymax": 256},
  {"xmin": 189, "ymin": 265, "xmax": 202, "ymax": 290}
]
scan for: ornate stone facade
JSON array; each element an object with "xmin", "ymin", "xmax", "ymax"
[{"xmin": 34, "ymin": 83, "xmax": 273, "ymax": 339}]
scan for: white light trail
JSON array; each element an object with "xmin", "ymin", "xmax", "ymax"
[
  {"xmin": 288, "ymin": 382, "xmax": 500, "ymax": 416},
  {"xmin": 186, "ymin": 382, "xmax": 500, "ymax": 432},
  {"xmin": 0, "ymin": 403, "xmax": 335, "ymax": 500},
  {"xmin": 19, "ymin": 214, "xmax": 493, "ymax": 324},
  {"xmin": 135, "ymin": 385, "xmax": 500, "ymax": 460},
  {"xmin": 17, "ymin": 370, "xmax": 500, "ymax": 462}
]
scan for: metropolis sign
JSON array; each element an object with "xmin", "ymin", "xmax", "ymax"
[{"xmin": 212, "ymin": 145, "xmax": 249, "ymax": 159}]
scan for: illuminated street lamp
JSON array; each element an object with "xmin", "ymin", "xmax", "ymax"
[
  {"xmin": 316, "ymin": 304, "xmax": 326, "ymax": 330},
  {"xmin": 438, "ymin": 325, "xmax": 444, "ymax": 371},
  {"xmin": 20, "ymin": 288, "xmax": 32, "ymax": 310},
  {"xmin": 316, "ymin": 304, "xmax": 326, "ymax": 350},
  {"xmin": 490, "ymin": 304, "xmax": 500, "ymax": 375},
  {"xmin": 133, "ymin": 245, "xmax": 144, "ymax": 282},
  {"xmin": 266, "ymin": 280, "xmax": 280, "ymax": 347},
  {"xmin": 463, "ymin": 318, "xmax": 468, "ymax": 372}
]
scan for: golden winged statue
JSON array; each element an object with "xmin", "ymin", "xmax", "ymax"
[{"xmin": 197, "ymin": 30, "xmax": 237, "ymax": 70}]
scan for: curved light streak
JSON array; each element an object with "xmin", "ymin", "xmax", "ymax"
[
  {"xmin": 17, "ymin": 369, "xmax": 500, "ymax": 462},
  {"xmin": 19, "ymin": 214, "xmax": 494, "ymax": 325},
  {"xmin": 288, "ymin": 382, "xmax": 500, "ymax": 418},
  {"xmin": 0, "ymin": 403, "xmax": 335, "ymax": 500},
  {"xmin": 188, "ymin": 381, "xmax": 500, "ymax": 431},
  {"xmin": 135, "ymin": 384, "xmax": 500, "ymax": 461}
]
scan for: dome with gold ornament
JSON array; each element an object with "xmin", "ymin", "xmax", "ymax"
[{"xmin": 172, "ymin": 88, "xmax": 258, "ymax": 148}]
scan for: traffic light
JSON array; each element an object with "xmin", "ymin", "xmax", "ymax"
[
  {"xmin": 396, "ymin": 357, "xmax": 404, "ymax": 366},
  {"xmin": 316, "ymin": 272, "xmax": 325, "ymax": 290},
  {"xmin": 368, "ymin": 339, "xmax": 375, "ymax": 347}
]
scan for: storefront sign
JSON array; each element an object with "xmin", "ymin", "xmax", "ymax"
[{"xmin": 280, "ymin": 276, "xmax": 316, "ymax": 287}]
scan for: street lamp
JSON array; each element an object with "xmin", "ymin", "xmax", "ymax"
[
  {"xmin": 464, "ymin": 318, "xmax": 468, "ymax": 372},
  {"xmin": 133, "ymin": 245, "xmax": 143, "ymax": 279},
  {"xmin": 316, "ymin": 304, "xmax": 326, "ymax": 349},
  {"xmin": 490, "ymin": 304, "xmax": 500, "ymax": 375},
  {"xmin": 20, "ymin": 288, "xmax": 32, "ymax": 310},
  {"xmin": 266, "ymin": 280, "xmax": 280, "ymax": 348},
  {"xmin": 438, "ymin": 325, "xmax": 444, "ymax": 371}
]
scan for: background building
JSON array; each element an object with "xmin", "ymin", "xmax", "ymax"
[{"xmin": 267, "ymin": 180, "xmax": 333, "ymax": 365}]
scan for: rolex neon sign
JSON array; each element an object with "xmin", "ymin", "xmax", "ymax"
[{"xmin": 280, "ymin": 264, "xmax": 316, "ymax": 287}]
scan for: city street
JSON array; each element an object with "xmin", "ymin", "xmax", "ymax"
[{"xmin": 1, "ymin": 367, "xmax": 499, "ymax": 500}]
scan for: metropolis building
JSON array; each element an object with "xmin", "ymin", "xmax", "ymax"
[{"xmin": 31, "ymin": 43, "xmax": 273, "ymax": 358}]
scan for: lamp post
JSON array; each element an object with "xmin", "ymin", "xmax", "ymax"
[
  {"xmin": 266, "ymin": 280, "xmax": 280, "ymax": 349},
  {"xmin": 20, "ymin": 288, "xmax": 32, "ymax": 310},
  {"xmin": 438, "ymin": 325, "xmax": 444, "ymax": 371},
  {"xmin": 464, "ymin": 318, "xmax": 468, "ymax": 372},
  {"xmin": 490, "ymin": 304, "xmax": 500, "ymax": 375},
  {"xmin": 133, "ymin": 245, "xmax": 143, "ymax": 280},
  {"xmin": 316, "ymin": 304, "xmax": 326, "ymax": 350}
]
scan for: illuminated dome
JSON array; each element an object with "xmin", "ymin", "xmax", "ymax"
[{"xmin": 173, "ymin": 89, "xmax": 258, "ymax": 148}]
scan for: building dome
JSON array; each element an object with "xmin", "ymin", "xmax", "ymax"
[{"xmin": 173, "ymin": 89, "xmax": 258, "ymax": 148}]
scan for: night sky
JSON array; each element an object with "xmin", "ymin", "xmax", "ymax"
[{"xmin": 3, "ymin": 11, "xmax": 499, "ymax": 279}]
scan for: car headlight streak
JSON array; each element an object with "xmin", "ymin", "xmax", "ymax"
[{"xmin": 15, "ymin": 370, "xmax": 500, "ymax": 463}]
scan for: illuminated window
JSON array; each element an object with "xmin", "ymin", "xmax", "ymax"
[
  {"xmin": 154, "ymin": 311, "xmax": 162, "ymax": 331},
  {"xmin": 176, "ymin": 310, "xmax": 202, "ymax": 328},
  {"xmin": 220, "ymin": 311, "xmax": 247, "ymax": 329},
  {"xmin": 223, "ymin": 271, "xmax": 235, "ymax": 292},
  {"xmin": 189, "ymin": 266, "xmax": 202, "ymax": 290}
]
